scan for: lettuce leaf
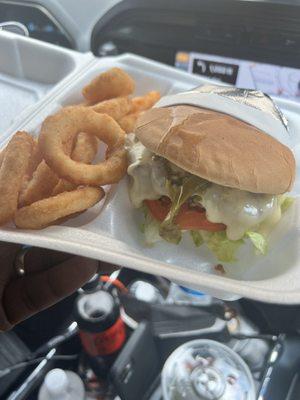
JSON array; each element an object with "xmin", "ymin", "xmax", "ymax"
[
  {"xmin": 163, "ymin": 176, "xmax": 209, "ymax": 224},
  {"xmin": 204, "ymin": 231, "xmax": 244, "ymax": 262},
  {"xmin": 189, "ymin": 230, "xmax": 268, "ymax": 261},
  {"xmin": 159, "ymin": 176, "xmax": 209, "ymax": 242},
  {"xmin": 190, "ymin": 230, "xmax": 204, "ymax": 247},
  {"xmin": 159, "ymin": 223, "xmax": 182, "ymax": 244},
  {"xmin": 280, "ymin": 196, "xmax": 294, "ymax": 213},
  {"xmin": 245, "ymin": 231, "xmax": 268, "ymax": 255},
  {"xmin": 141, "ymin": 206, "xmax": 161, "ymax": 245}
]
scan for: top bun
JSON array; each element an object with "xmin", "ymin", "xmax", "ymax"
[{"xmin": 135, "ymin": 105, "xmax": 295, "ymax": 194}]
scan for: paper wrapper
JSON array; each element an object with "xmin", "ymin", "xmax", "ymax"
[
  {"xmin": 155, "ymin": 84, "xmax": 291, "ymax": 147},
  {"xmin": 136, "ymin": 84, "xmax": 295, "ymax": 194}
]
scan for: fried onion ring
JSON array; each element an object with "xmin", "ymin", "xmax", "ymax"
[
  {"xmin": 19, "ymin": 160, "xmax": 59, "ymax": 207},
  {"xmin": 15, "ymin": 187, "xmax": 104, "ymax": 229},
  {"xmin": 118, "ymin": 111, "xmax": 142, "ymax": 134},
  {"xmin": 52, "ymin": 132, "xmax": 98, "ymax": 195},
  {"xmin": 82, "ymin": 67, "xmax": 135, "ymax": 103},
  {"xmin": 19, "ymin": 134, "xmax": 75, "ymax": 206},
  {"xmin": 19, "ymin": 139, "xmax": 44, "ymax": 203},
  {"xmin": 131, "ymin": 91, "xmax": 161, "ymax": 112},
  {"xmin": 0, "ymin": 131, "xmax": 33, "ymax": 225},
  {"xmin": 92, "ymin": 96, "xmax": 132, "ymax": 120},
  {"xmin": 26, "ymin": 139, "xmax": 43, "ymax": 178},
  {"xmin": 39, "ymin": 107, "xmax": 127, "ymax": 186}
]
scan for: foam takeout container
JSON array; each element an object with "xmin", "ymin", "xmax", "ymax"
[{"xmin": 1, "ymin": 32, "xmax": 300, "ymax": 304}]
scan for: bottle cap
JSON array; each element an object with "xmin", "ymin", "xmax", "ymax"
[{"xmin": 44, "ymin": 369, "xmax": 68, "ymax": 396}]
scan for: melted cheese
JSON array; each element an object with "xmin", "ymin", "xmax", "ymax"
[
  {"xmin": 126, "ymin": 134, "xmax": 168, "ymax": 207},
  {"xmin": 201, "ymin": 184, "xmax": 280, "ymax": 240}
]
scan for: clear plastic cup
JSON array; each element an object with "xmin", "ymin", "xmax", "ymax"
[{"xmin": 162, "ymin": 339, "xmax": 256, "ymax": 400}]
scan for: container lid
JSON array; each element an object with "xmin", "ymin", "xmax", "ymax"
[{"xmin": 161, "ymin": 339, "xmax": 255, "ymax": 400}]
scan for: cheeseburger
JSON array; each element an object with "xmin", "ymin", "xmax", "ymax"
[{"xmin": 126, "ymin": 87, "xmax": 296, "ymax": 262}]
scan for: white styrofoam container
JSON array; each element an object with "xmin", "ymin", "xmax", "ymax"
[
  {"xmin": 1, "ymin": 34, "xmax": 300, "ymax": 304},
  {"xmin": 0, "ymin": 31, "xmax": 93, "ymax": 137}
]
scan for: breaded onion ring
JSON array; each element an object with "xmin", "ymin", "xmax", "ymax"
[
  {"xmin": 26, "ymin": 139, "xmax": 43, "ymax": 178},
  {"xmin": 39, "ymin": 107, "xmax": 127, "ymax": 186},
  {"xmin": 19, "ymin": 140, "xmax": 43, "ymax": 204},
  {"xmin": 15, "ymin": 187, "xmax": 104, "ymax": 229},
  {"xmin": 131, "ymin": 91, "xmax": 161, "ymax": 112},
  {"xmin": 19, "ymin": 160, "xmax": 59, "ymax": 207},
  {"xmin": 82, "ymin": 67, "xmax": 135, "ymax": 103},
  {"xmin": 52, "ymin": 132, "xmax": 98, "ymax": 195},
  {"xmin": 92, "ymin": 97, "xmax": 132, "ymax": 121},
  {"xmin": 118, "ymin": 111, "xmax": 142, "ymax": 134},
  {"xmin": 0, "ymin": 131, "xmax": 33, "ymax": 225},
  {"xmin": 19, "ymin": 135, "xmax": 75, "ymax": 206},
  {"xmin": 71, "ymin": 132, "xmax": 98, "ymax": 162}
]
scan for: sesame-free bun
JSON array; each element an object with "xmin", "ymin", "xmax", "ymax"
[{"xmin": 135, "ymin": 105, "xmax": 295, "ymax": 194}]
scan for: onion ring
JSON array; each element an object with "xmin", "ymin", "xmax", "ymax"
[
  {"xmin": 71, "ymin": 132, "xmax": 98, "ymax": 163},
  {"xmin": 0, "ymin": 131, "xmax": 33, "ymax": 225},
  {"xmin": 39, "ymin": 107, "xmax": 127, "ymax": 186},
  {"xmin": 19, "ymin": 134, "xmax": 75, "ymax": 206},
  {"xmin": 26, "ymin": 139, "xmax": 43, "ymax": 178},
  {"xmin": 15, "ymin": 186, "xmax": 104, "ymax": 229},
  {"xmin": 52, "ymin": 132, "xmax": 98, "ymax": 195},
  {"xmin": 118, "ymin": 111, "xmax": 142, "ymax": 134},
  {"xmin": 131, "ymin": 91, "xmax": 161, "ymax": 112},
  {"xmin": 92, "ymin": 96, "xmax": 132, "ymax": 121},
  {"xmin": 82, "ymin": 67, "xmax": 135, "ymax": 103},
  {"xmin": 19, "ymin": 139, "xmax": 43, "ymax": 201},
  {"xmin": 19, "ymin": 160, "xmax": 59, "ymax": 207}
]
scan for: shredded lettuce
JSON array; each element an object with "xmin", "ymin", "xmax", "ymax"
[
  {"xmin": 245, "ymin": 231, "xmax": 268, "ymax": 255},
  {"xmin": 203, "ymin": 231, "xmax": 244, "ymax": 263},
  {"xmin": 140, "ymin": 181, "xmax": 292, "ymax": 261},
  {"xmin": 141, "ymin": 206, "xmax": 161, "ymax": 245},
  {"xmin": 190, "ymin": 230, "xmax": 204, "ymax": 247},
  {"xmin": 280, "ymin": 196, "xmax": 294, "ymax": 213},
  {"xmin": 159, "ymin": 176, "xmax": 209, "ymax": 242},
  {"xmin": 159, "ymin": 223, "xmax": 182, "ymax": 244},
  {"xmin": 189, "ymin": 230, "xmax": 268, "ymax": 262}
]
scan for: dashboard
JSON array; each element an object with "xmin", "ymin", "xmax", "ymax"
[
  {"xmin": 2, "ymin": 0, "xmax": 300, "ymax": 101},
  {"xmin": 0, "ymin": 1, "xmax": 74, "ymax": 47}
]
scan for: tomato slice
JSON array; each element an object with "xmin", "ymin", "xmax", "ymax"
[
  {"xmin": 144, "ymin": 199, "xmax": 226, "ymax": 232},
  {"xmin": 145, "ymin": 198, "xmax": 170, "ymax": 221}
]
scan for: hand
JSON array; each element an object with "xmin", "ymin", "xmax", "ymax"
[{"xmin": 0, "ymin": 242, "xmax": 101, "ymax": 331}]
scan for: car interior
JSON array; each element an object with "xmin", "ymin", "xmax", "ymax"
[{"xmin": 1, "ymin": 1, "xmax": 300, "ymax": 399}]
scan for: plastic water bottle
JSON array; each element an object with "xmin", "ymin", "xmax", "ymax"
[
  {"xmin": 38, "ymin": 368, "xmax": 85, "ymax": 400},
  {"xmin": 166, "ymin": 283, "xmax": 213, "ymax": 305}
]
